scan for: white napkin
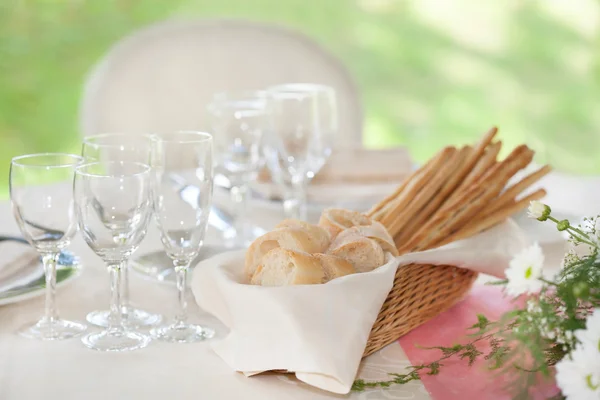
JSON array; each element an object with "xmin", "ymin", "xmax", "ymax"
[
  {"xmin": 252, "ymin": 181, "xmax": 401, "ymax": 209},
  {"xmin": 191, "ymin": 220, "xmax": 528, "ymax": 394}
]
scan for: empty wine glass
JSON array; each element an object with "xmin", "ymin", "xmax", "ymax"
[
  {"xmin": 81, "ymin": 134, "xmax": 162, "ymax": 328},
  {"xmin": 264, "ymin": 84, "xmax": 337, "ymax": 220},
  {"xmin": 74, "ymin": 161, "xmax": 153, "ymax": 351},
  {"xmin": 208, "ymin": 91, "xmax": 268, "ymax": 246},
  {"xmin": 10, "ymin": 153, "xmax": 88, "ymax": 340},
  {"xmin": 150, "ymin": 131, "xmax": 215, "ymax": 343}
]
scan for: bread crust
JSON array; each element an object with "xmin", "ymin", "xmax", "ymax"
[
  {"xmin": 329, "ymin": 221, "xmax": 398, "ymax": 257},
  {"xmin": 274, "ymin": 219, "xmax": 330, "ymax": 252},
  {"xmin": 318, "ymin": 208, "xmax": 372, "ymax": 240},
  {"xmin": 328, "ymin": 237, "xmax": 385, "ymax": 273},
  {"xmin": 250, "ymin": 248, "xmax": 325, "ymax": 286},
  {"xmin": 312, "ymin": 253, "xmax": 355, "ymax": 282},
  {"xmin": 245, "ymin": 228, "xmax": 324, "ymax": 279}
]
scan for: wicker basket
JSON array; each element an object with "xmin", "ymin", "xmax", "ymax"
[{"xmin": 363, "ymin": 263, "xmax": 478, "ymax": 357}]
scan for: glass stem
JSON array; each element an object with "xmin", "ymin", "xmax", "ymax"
[
  {"xmin": 120, "ymin": 260, "xmax": 130, "ymax": 316},
  {"xmin": 290, "ymin": 175, "xmax": 308, "ymax": 221},
  {"xmin": 107, "ymin": 263, "xmax": 124, "ymax": 333},
  {"xmin": 230, "ymin": 183, "xmax": 250, "ymax": 245},
  {"xmin": 173, "ymin": 260, "xmax": 190, "ymax": 326},
  {"xmin": 283, "ymin": 187, "xmax": 299, "ymax": 219},
  {"xmin": 41, "ymin": 252, "xmax": 60, "ymax": 324}
]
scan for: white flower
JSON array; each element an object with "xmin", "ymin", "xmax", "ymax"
[
  {"xmin": 555, "ymin": 346, "xmax": 600, "ymax": 400},
  {"xmin": 556, "ymin": 308, "xmax": 600, "ymax": 399},
  {"xmin": 528, "ymin": 201, "xmax": 550, "ymax": 220},
  {"xmin": 575, "ymin": 308, "xmax": 600, "ymax": 353},
  {"xmin": 504, "ymin": 243, "xmax": 544, "ymax": 297}
]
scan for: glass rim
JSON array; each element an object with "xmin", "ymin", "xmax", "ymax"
[
  {"xmin": 11, "ymin": 153, "xmax": 84, "ymax": 168},
  {"xmin": 151, "ymin": 131, "xmax": 213, "ymax": 144},
  {"xmin": 267, "ymin": 83, "xmax": 335, "ymax": 95},
  {"xmin": 83, "ymin": 133, "xmax": 154, "ymax": 146},
  {"xmin": 212, "ymin": 89, "xmax": 268, "ymax": 99},
  {"xmin": 74, "ymin": 161, "xmax": 151, "ymax": 178},
  {"xmin": 207, "ymin": 100, "xmax": 269, "ymax": 115}
]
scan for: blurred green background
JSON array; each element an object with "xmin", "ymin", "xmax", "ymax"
[{"xmin": 1, "ymin": 0, "xmax": 600, "ymax": 198}]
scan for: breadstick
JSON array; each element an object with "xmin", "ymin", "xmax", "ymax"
[
  {"xmin": 424, "ymin": 127, "xmax": 498, "ymax": 213},
  {"xmin": 440, "ymin": 144, "xmax": 533, "ymax": 214},
  {"xmin": 366, "ymin": 165, "xmax": 424, "ymax": 218},
  {"xmin": 386, "ymin": 147, "xmax": 458, "ymax": 237},
  {"xmin": 455, "ymin": 141, "xmax": 502, "ymax": 191},
  {"xmin": 379, "ymin": 147, "xmax": 455, "ymax": 229},
  {"xmin": 399, "ymin": 152, "xmax": 514, "ymax": 251},
  {"xmin": 404, "ymin": 145, "xmax": 534, "ymax": 251},
  {"xmin": 394, "ymin": 145, "xmax": 472, "ymax": 248},
  {"xmin": 435, "ymin": 188, "xmax": 547, "ymax": 247},
  {"xmin": 486, "ymin": 165, "xmax": 552, "ymax": 214},
  {"xmin": 408, "ymin": 184, "xmax": 492, "ymax": 251},
  {"xmin": 366, "ymin": 148, "xmax": 451, "ymax": 218},
  {"xmin": 370, "ymin": 169, "xmax": 424, "ymax": 221},
  {"xmin": 366, "ymin": 175, "xmax": 412, "ymax": 218},
  {"xmin": 367, "ymin": 144, "xmax": 457, "ymax": 219}
]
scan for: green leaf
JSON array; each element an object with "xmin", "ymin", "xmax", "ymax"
[{"xmin": 468, "ymin": 314, "xmax": 490, "ymax": 332}]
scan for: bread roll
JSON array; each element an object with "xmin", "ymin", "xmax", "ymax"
[
  {"xmin": 250, "ymin": 248, "xmax": 324, "ymax": 286},
  {"xmin": 319, "ymin": 208, "xmax": 372, "ymax": 240},
  {"xmin": 275, "ymin": 219, "xmax": 330, "ymax": 252},
  {"xmin": 244, "ymin": 228, "xmax": 323, "ymax": 279},
  {"xmin": 329, "ymin": 221, "xmax": 399, "ymax": 257},
  {"xmin": 312, "ymin": 253, "xmax": 355, "ymax": 282},
  {"xmin": 328, "ymin": 237, "xmax": 385, "ymax": 273}
]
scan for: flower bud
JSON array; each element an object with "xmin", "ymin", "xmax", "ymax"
[
  {"xmin": 557, "ymin": 220, "xmax": 570, "ymax": 231},
  {"xmin": 528, "ymin": 201, "xmax": 551, "ymax": 221}
]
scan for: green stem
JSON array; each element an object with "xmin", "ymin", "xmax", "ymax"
[
  {"xmin": 548, "ymin": 216, "xmax": 597, "ymax": 247},
  {"xmin": 540, "ymin": 278, "xmax": 559, "ymax": 287},
  {"xmin": 566, "ymin": 229, "xmax": 597, "ymax": 247},
  {"xmin": 353, "ymin": 326, "xmax": 512, "ymax": 391}
]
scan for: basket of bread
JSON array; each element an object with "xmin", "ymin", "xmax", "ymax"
[{"xmin": 191, "ymin": 127, "xmax": 548, "ymax": 393}]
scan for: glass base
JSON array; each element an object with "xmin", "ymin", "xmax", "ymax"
[
  {"xmin": 82, "ymin": 329, "xmax": 150, "ymax": 352},
  {"xmin": 86, "ymin": 307, "xmax": 162, "ymax": 328},
  {"xmin": 150, "ymin": 322, "xmax": 215, "ymax": 343},
  {"xmin": 19, "ymin": 318, "xmax": 87, "ymax": 341}
]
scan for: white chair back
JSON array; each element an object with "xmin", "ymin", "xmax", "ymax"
[{"xmin": 80, "ymin": 19, "xmax": 363, "ymax": 143}]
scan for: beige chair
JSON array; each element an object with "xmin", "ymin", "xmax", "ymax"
[{"xmin": 79, "ymin": 19, "xmax": 363, "ymax": 142}]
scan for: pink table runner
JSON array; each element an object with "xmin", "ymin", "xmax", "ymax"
[{"xmin": 398, "ymin": 285, "xmax": 560, "ymax": 400}]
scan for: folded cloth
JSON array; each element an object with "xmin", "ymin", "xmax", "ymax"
[
  {"xmin": 252, "ymin": 180, "xmax": 401, "ymax": 210},
  {"xmin": 253, "ymin": 146, "xmax": 413, "ymax": 208},
  {"xmin": 312, "ymin": 146, "xmax": 413, "ymax": 184},
  {"xmin": 258, "ymin": 146, "xmax": 413, "ymax": 185},
  {"xmin": 399, "ymin": 285, "xmax": 560, "ymax": 400},
  {"xmin": 0, "ymin": 241, "xmax": 42, "ymax": 293},
  {"xmin": 190, "ymin": 220, "xmax": 528, "ymax": 394}
]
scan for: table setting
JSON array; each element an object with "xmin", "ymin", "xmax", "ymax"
[{"xmin": 0, "ymin": 83, "xmax": 598, "ymax": 400}]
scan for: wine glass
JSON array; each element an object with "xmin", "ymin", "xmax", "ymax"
[
  {"xmin": 264, "ymin": 84, "xmax": 337, "ymax": 220},
  {"xmin": 10, "ymin": 153, "xmax": 88, "ymax": 340},
  {"xmin": 208, "ymin": 91, "xmax": 268, "ymax": 246},
  {"xmin": 74, "ymin": 161, "xmax": 153, "ymax": 351},
  {"xmin": 150, "ymin": 131, "xmax": 215, "ymax": 343},
  {"xmin": 81, "ymin": 134, "xmax": 162, "ymax": 328}
]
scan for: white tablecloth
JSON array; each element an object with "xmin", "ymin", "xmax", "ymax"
[
  {"xmin": 0, "ymin": 171, "xmax": 583, "ymax": 400},
  {"xmin": 0, "ymin": 191, "xmax": 433, "ymax": 400}
]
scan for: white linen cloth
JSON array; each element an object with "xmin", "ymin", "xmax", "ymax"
[
  {"xmin": 0, "ymin": 242, "xmax": 42, "ymax": 293},
  {"xmin": 191, "ymin": 219, "xmax": 528, "ymax": 394}
]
